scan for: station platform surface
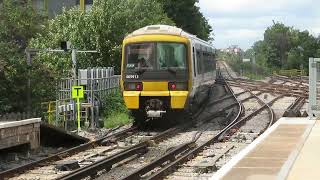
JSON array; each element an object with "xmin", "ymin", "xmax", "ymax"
[
  {"xmin": 212, "ymin": 117, "xmax": 319, "ymax": 180},
  {"xmin": 0, "ymin": 118, "xmax": 41, "ymax": 128},
  {"xmin": 0, "ymin": 118, "xmax": 41, "ymax": 150}
]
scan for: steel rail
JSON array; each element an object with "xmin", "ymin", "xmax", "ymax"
[
  {"xmin": 57, "ymin": 94, "xmax": 228, "ymax": 180},
  {"xmin": 0, "ymin": 125, "xmax": 138, "ymax": 179},
  {"xmin": 124, "ymin": 63, "xmax": 284, "ymax": 180},
  {"xmin": 120, "ymin": 76, "xmax": 244, "ymax": 180},
  {"xmin": 283, "ymin": 97, "xmax": 306, "ymax": 117},
  {"xmin": 56, "ymin": 126, "xmax": 180, "ymax": 180},
  {"xmin": 207, "ymin": 90, "xmax": 247, "ymax": 107},
  {"xmin": 228, "ymin": 81, "xmax": 308, "ymax": 98},
  {"xmin": 41, "ymin": 81, "xmax": 229, "ymax": 180}
]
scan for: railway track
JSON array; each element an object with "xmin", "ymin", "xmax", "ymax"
[
  {"xmin": 3, "ymin": 83, "xmax": 236, "ymax": 180},
  {"xmin": 217, "ymin": 61, "xmax": 309, "ymax": 98},
  {"xmin": 117, "ymin": 68, "xmax": 294, "ymax": 179},
  {"xmin": 112, "ymin": 76, "xmax": 243, "ymax": 180},
  {"xmin": 163, "ymin": 61, "xmax": 304, "ymax": 178},
  {"xmin": 103, "ymin": 62, "xmax": 305, "ymax": 180},
  {"xmin": 7, "ymin": 122, "xmax": 193, "ymax": 180},
  {"xmin": 0, "ymin": 126, "xmax": 139, "ymax": 179},
  {"xmin": 162, "ymin": 87, "xmax": 284, "ymax": 179},
  {"xmin": 4, "ymin": 61, "xmax": 308, "ymax": 180},
  {"xmin": 97, "ymin": 63, "xmax": 301, "ymax": 180}
]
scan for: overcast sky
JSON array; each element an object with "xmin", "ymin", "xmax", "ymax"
[{"xmin": 198, "ymin": 0, "xmax": 320, "ymax": 50}]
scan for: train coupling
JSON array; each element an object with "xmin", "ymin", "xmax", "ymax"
[{"xmin": 146, "ymin": 110, "xmax": 166, "ymax": 118}]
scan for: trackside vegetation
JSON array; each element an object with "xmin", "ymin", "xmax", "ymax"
[
  {"xmin": 102, "ymin": 90, "xmax": 132, "ymax": 128},
  {"xmin": 220, "ymin": 22, "xmax": 320, "ymax": 80},
  {"xmin": 0, "ymin": 0, "xmax": 212, "ymax": 130}
]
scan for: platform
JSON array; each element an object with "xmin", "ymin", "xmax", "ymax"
[
  {"xmin": 212, "ymin": 117, "xmax": 318, "ymax": 180},
  {"xmin": 0, "ymin": 118, "xmax": 41, "ymax": 150}
]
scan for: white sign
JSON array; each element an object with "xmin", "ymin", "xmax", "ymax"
[{"xmin": 243, "ymin": 59, "xmax": 250, "ymax": 62}]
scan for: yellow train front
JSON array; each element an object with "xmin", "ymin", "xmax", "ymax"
[{"xmin": 121, "ymin": 25, "xmax": 216, "ymax": 124}]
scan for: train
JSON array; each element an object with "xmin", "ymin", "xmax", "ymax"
[{"xmin": 120, "ymin": 25, "xmax": 216, "ymax": 124}]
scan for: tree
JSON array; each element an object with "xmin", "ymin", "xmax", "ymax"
[
  {"xmin": 30, "ymin": 0, "xmax": 174, "ymax": 74},
  {"xmin": 264, "ymin": 22, "xmax": 292, "ymax": 68},
  {"xmin": 0, "ymin": 0, "xmax": 48, "ymax": 112},
  {"xmin": 158, "ymin": 0, "xmax": 213, "ymax": 40},
  {"xmin": 252, "ymin": 41, "xmax": 268, "ymax": 67},
  {"xmin": 287, "ymin": 30, "xmax": 320, "ymax": 69},
  {"xmin": 250, "ymin": 22, "xmax": 320, "ymax": 72}
]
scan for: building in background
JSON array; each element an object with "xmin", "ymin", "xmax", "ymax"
[
  {"xmin": 220, "ymin": 45, "xmax": 243, "ymax": 55},
  {"xmin": 32, "ymin": 0, "xmax": 93, "ymax": 19}
]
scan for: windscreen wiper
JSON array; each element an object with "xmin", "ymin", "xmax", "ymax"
[
  {"xmin": 134, "ymin": 69, "xmax": 146, "ymax": 75},
  {"xmin": 167, "ymin": 67, "xmax": 177, "ymax": 75}
]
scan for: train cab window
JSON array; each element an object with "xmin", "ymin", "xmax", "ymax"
[
  {"xmin": 157, "ymin": 43, "xmax": 187, "ymax": 70},
  {"xmin": 125, "ymin": 42, "xmax": 187, "ymax": 73},
  {"xmin": 126, "ymin": 43, "xmax": 155, "ymax": 70}
]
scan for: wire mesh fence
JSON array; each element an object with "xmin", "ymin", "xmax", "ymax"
[{"xmin": 43, "ymin": 67, "xmax": 121, "ymax": 129}]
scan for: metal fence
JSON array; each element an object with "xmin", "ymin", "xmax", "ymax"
[
  {"xmin": 44, "ymin": 67, "xmax": 120, "ymax": 129},
  {"xmin": 308, "ymin": 58, "xmax": 320, "ymax": 118},
  {"xmin": 274, "ymin": 69, "xmax": 306, "ymax": 77}
]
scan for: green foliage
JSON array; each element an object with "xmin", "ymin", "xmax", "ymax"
[
  {"xmin": 158, "ymin": 0, "xmax": 213, "ymax": 41},
  {"xmin": 102, "ymin": 89, "xmax": 132, "ymax": 128},
  {"xmin": 264, "ymin": 22, "xmax": 292, "ymax": 68},
  {"xmin": 247, "ymin": 22, "xmax": 320, "ymax": 73},
  {"xmin": 0, "ymin": 0, "xmax": 48, "ymax": 112},
  {"xmin": 30, "ymin": 0, "xmax": 174, "ymax": 74},
  {"xmin": 218, "ymin": 50, "xmax": 270, "ymax": 80},
  {"xmin": 102, "ymin": 90, "xmax": 128, "ymax": 117},
  {"xmin": 104, "ymin": 112, "xmax": 132, "ymax": 128},
  {"xmin": 1, "ymin": 0, "xmax": 212, "ymax": 115}
]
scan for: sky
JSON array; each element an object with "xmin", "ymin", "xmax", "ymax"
[{"xmin": 198, "ymin": 0, "xmax": 320, "ymax": 50}]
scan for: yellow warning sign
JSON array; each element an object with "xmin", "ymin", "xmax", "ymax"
[{"xmin": 72, "ymin": 86, "xmax": 84, "ymax": 99}]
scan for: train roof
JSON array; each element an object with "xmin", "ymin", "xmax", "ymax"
[{"xmin": 126, "ymin": 25, "xmax": 213, "ymax": 48}]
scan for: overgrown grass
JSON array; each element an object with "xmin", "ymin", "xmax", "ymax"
[
  {"xmin": 225, "ymin": 59, "xmax": 270, "ymax": 80},
  {"xmin": 102, "ymin": 89, "xmax": 132, "ymax": 128},
  {"xmin": 104, "ymin": 112, "xmax": 132, "ymax": 128}
]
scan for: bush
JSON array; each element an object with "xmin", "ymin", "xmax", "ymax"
[
  {"xmin": 101, "ymin": 89, "xmax": 133, "ymax": 128},
  {"xmin": 104, "ymin": 112, "xmax": 132, "ymax": 128},
  {"xmin": 30, "ymin": 0, "xmax": 174, "ymax": 75},
  {"xmin": 102, "ymin": 89, "xmax": 128, "ymax": 117}
]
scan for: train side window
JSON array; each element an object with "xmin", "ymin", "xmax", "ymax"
[
  {"xmin": 207, "ymin": 53, "xmax": 211, "ymax": 72},
  {"xmin": 203, "ymin": 52, "xmax": 209, "ymax": 73},
  {"xmin": 193, "ymin": 47, "xmax": 197, "ymax": 77},
  {"xmin": 211, "ymin": 53, "xmax": 216, "ymax": 70},
  {"xmin": 196, "ymin": 50, "xmax": 202, "ymax": 74}
]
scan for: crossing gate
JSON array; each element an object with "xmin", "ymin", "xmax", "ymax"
[{"xmin": 309, "ymin": 58, "xmax": 320, "ymax": 118}]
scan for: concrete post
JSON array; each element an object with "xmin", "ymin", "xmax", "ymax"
[{"xmin": 309, "ymin": 58, "xmax": 319, "ymax": 118}]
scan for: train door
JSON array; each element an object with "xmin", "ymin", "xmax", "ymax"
[{"xmin": 192, "ymin": 45, "xmax": 200, "ymax": 88}]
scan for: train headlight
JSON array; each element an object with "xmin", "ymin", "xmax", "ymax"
[
  {"xmin": 168, "ymin": 82, "xmax": 188, "ymax": 91},
  {"xmin": 124, "ymin": 82, "xmax": 143, "ymax": 91}
]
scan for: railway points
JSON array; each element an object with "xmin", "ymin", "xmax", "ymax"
[
  {"xmin": 1, "ymin": 60, "xmax": 311, "ymax": 180},
  {"xmin": 2, "ymin": 0, "xmax": 320, "ymax": 179},
  {"xmin": 0, "ymin": 25, "xmax": 316, "ymax": 180}
]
